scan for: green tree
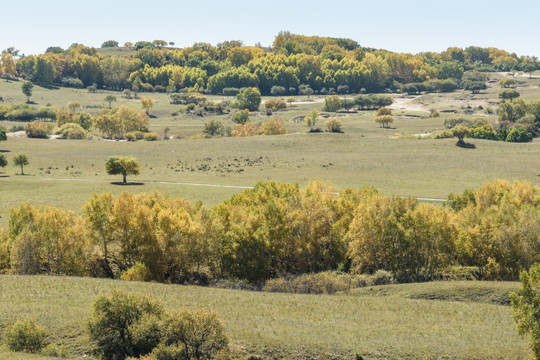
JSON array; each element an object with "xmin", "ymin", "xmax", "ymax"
[
  {"xmin": 374, "ymin": 115, "xmax": 393, "ymax": 128},
  {"xmin": 105, "ymin": 156, "xmax": 140, "ymax": 183},
  {"xmin": 13, "ymin": 154, "xmax": 29, "ymax": 175},
  {"xmin": 522, "ymin": 63, "xmax": 537, "ymax": 79},
  {"xmin": 0, "ymin": 154, "xmax": 7, "ymax": 168},
  {"xmin": 506, "ymin": 127, "xmax": 533, "ymax": 143},
  {"xmin": 22, "ymin": 81, "xmax": 34, "ymax": 103},
  {"xmin": 304, "ymin": 110, "xmax": 319, "ymax": 132},
  {"xmin": 202, "ymin": 120, "xmax": 224, "ymax": 136},
  {"xmin": 323, "ymin": 95, "xmax": 342, "ymax": 112},
  {"xmin": 499, "ymin": 89, "xmax": 520, "ymax": 101},
  {"xmin": 0, "ymin": 126, "xmax": 6, "ymax": 141},
  {"xmin": 510, "ymin": 264, "xmax": 540, "ymax": 358},
  {"xmin": 33, "ymin": 57, "xmax": 55, "ymax": 85},
  {"xmin": 104, "ymin": 95, "xmax": 117, "ymax": 109},
  {"xmin": 235, "ymin": 87, "xmax": 261, "ymax": 111},
  {"xmin": 463, "ymin": 81, "xmax": 487, "ymax": 94},
  {"xmin": 232, "ymin": 109, "xmax": 249, "ymax": 124},
  {"xmin": 87, "ymin": 290, "xmax": 165, "ymax": 360},
  {"xmin": 101, "ymin": 40, "xmax": 119, "ymax": 48}
]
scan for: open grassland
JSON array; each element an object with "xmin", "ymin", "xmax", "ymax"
[
  {"xmin": 1, "ymin": 76, "xmax": 540, "ymax": 224},
  {"xmin": 0, "ymin": 275, "xmax": 529, "ymax": 359}
]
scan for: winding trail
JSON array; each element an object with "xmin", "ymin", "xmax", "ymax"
[{"xmin": 34, "ymin": 177, "xmax": 446, "ymax": 202}]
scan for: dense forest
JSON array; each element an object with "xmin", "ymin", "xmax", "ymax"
[{"xmin": 1, "ymin": 32, "xmax": 538, "ymax": 96}]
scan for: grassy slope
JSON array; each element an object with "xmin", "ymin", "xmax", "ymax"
[
  {"xmin": 0, "ymin": 276, "xmax": 529, "ymax": 359},
  {"xmin": 1, "ymin": 75, "xmax": 540, "ymax": 224}
]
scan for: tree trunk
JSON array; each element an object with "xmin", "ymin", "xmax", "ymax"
[
  {"xmin": 20, "ymin": 164, "xmax": 24, "ymax": 175},
  {"xmin": 123, "ymin": 174, "xmax": 127, "ymax": 183}
]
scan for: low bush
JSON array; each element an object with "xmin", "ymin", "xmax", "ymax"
[
  {"xmin": 24, "ymin": 121, "xmax": 53, "ymax": 138},
  {"xmin": 325, "ymin": 118, "xmax": 343, "ymax": 133},
  {"xmin": 506, "ymin": 126, "xmax": 533, "ymax": 143},
  {"xmin": 121, "ymin": 262, "xmax": 151, "ymax": 281},
  {"xmin": 263, "ymin": 271, "xmax": 393, "ymax": 295},
  {"xmin": 4, "ymin": 318, "xmax": 49, "ymax": 353},
  {"xmin": 144, "ymin": 132, "xmax": 160, "ymax": 141},
  {"xmin": 264, "ymin": 99, "xmax": 287, "ymax": 111},
  {"xmin": 222, "ymin": 87, "xmax": 240, "ymax": 96},
  {"xmin": 262, "ymin": 117, "xmax": 287, "ymax": 135},
  {"xmin": 58, "ymin": 123, "xmax": 87, "ymax": 140}
]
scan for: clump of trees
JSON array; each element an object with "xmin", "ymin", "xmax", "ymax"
[
  {"xmin": 1, "ymin": 180, "xmax": 539, "ymax": 285},
  {"xmin": 87, "ymin": 290, "xmax": 228, "ymax": 360},
  {"xmin": 374, "ymin": 107, "xmax": 393, "ymax": 128},
  {"xmin": 93, "ymin": 106, "xmax": 149, "ymax": 139}
]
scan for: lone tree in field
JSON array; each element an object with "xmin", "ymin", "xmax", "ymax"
[
  {"xmin": 104, "ymin": 95, "xmax": 117, "ymax": 109},
  {"xmin": 510, "ymin": 264, "xmax": 540, "ymax": 358},
  {"xmin": 105, "ymin": 156, "xmax": 140, "ymax": 183},
  {"xmin": 374, "ymin": 107, "xmax": 394, "ymax": 128},
  {"xmin": 304, "ymin": 110, "xmax": 319, "ymax": 132},
  {"xmin": 13, "ymin": 154, "xmax": 29, "ymax": 175},
  {"xmin": 140, "ymin": 97, "xmax": 154, "ymax": 116},
  {"xmin": 22, "ymin": 81, "xmax": 34, "ymax": 103},
  {"xmin": 451, "ymin": 125, "xmax": 471, "ymax": 144}
]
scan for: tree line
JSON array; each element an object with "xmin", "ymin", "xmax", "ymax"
[
  {"xmin": 0, "ymin": 33, "xmax": 538, "ymax": 95},
  {"xmin": 0, "ymin": 179, "xmax": 539, "ymax": 284}
]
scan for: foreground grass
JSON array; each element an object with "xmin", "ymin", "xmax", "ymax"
[{"xmin": 0, "ymin": 275, "xmax": 529, "ymax": 359}]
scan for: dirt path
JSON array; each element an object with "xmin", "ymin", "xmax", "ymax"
[{"xmin": 389, "ymin": 96, "xmax": 429, "ymax": 112}]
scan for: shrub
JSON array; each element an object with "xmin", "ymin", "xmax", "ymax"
[
  {"xmin": 371, "ymin": 270, "xmax": 394, "ymax": 285},
  {"xmin": 87, "ymin": 290, "xmax": 165, "ymax": 360},
  {"xmin": 376, "ymin": 107, "xmax": 392, "ymax": 117},
  {"xmin": 58, "ymin": 123, "xmax": 87, "ymax": 140},
  {"xmin": 24, "ymin": 122, "xmax": 53, "ymax": 138},
  {"xmin": 4, "ymin": 318, "xmax": 49, "ymax": 353},
  {"xmin": 222, "ymin": 87, "xmax": 240, "ymax": 96},
  {"xmin": 440, "ymin": 79, "xmax": 459, "ymax": 92},
  {"xmin": 125, "ymin": 132, "xmax": 138, "ymax": 141},
  {"xmin": 270, "ymin": 85, "xmax": 286, "ymax": 96},
  {"xmin": 232, "ymin": 109, "xmax": 249, "ymax": 124},
  {"xmin": 506, "ymin": 126, "xmax": 533, "ymax": 143},
  {"xmin": 429, "ymin": 108, "xmax": 440, "ymax": 118},
  {"xmin": 262, "ymin": 117, "xmax": 287, "ymax": 135},
  {"xmin": 432, "ymin": 131, "xmax": 454, "ymax": 139},
  {"xmin": 40, "ymin": 344, "xmax": 70, "ymax": 357},
  {"xmin": 499, "ymin": 89, "xmax": 520, "ymax": 101},
  {"xmin": 264, "ymin": 99, "xmax": 287, "ymax": 111},
  {"xmin": 235, "ymin": 87, "xmax": 261, "ymax": 111},
  {"xmin": 470, "ymin": 124, "xmax": 497, "ymax": 140},
  {"xmin": 144, "ymin": 132, "xmax": 160, "ymax": 141},
  {"xmin": 231, "ymin": 122, "xmax": 261, "ymax": 137},
  {"xmin": 121, "ymin": 262, "xmax": 151, "ymax": 281},
  {"xmin": 341, "ymin": 98, "xmax": 356, "ymax": 111},
  {"xmin": 443, "ymin": 118, "xmax": 470, "ymax": 129},
  {"xmin": 203, "ymin": 120, "xmax": 224, "ymax": 137},
  {"xmin": 160, "ymin": 309, "xmax": 228, "ymax": 360},
  {"xmin": 325, "ymin": 118, "xmax": 343, "ymax": 133},
  {"xmin": 60, "ymin": 77, "xmax": 84, "ymax": 88},
  {"xmin": 402, "ymin": 84, "xmax": 419, "ymax": 95},
  {"xmin": 322, "ymin": 95, "xmax": 342, "ymax": 112}
]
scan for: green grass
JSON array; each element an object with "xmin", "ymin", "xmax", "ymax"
[
  {"xmin": 0, "ymin": 275, "xmax": 529, "ymax": 359},
  {"xmin": 1, "ymin": 78, "xmax": 540, "ymax": 225}
]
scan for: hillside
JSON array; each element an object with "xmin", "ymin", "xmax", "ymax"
[{"xmin": 0, "ymin": 275, "xmax": 528, "ymax": 359}]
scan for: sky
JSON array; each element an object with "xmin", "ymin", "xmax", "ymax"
[{"xmin": 3, "ymin": 0, "xmax": 540, "ymax": 57}]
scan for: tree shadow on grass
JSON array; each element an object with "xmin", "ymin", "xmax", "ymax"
[
  {"xmin": 456, "ymin": 141, "xmax": 476, "ymax": 149},
  {"xmin": 0, "ymin": 175, "xmax": 9, "ymax": 178},
  {"xmin": 0, "ymin": 150, "xmax": 11, "ymax": 153},
  {"xmin": 110, "ymin": 182, "xmax": 145, "ymax": 186}
]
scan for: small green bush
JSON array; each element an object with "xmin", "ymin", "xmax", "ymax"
[
  {"xmin": 371, "ymin": 270, "xmax": 394, "ymax": 285},
  {"xmin": 4, "ymin": 318, "xmax": 49, "ymax": 353},
  {"xmin": 58, "ymin": 123, "xmax": 87, "ymax": 140},
  {"xmin": 432, "ymin": 131, "xmax": 454, "ymax": 139},
  {"xmin": 506, "ymin": 126, "xmax": 533, "ymax": 143},
  {"xmin": 40, "ymin": 343, "xmax": 70, "ymax": 357}
]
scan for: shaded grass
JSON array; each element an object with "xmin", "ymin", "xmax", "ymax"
[{"xmin": 0, "ymin": 275, "xmax": 529, "ymax": 359}]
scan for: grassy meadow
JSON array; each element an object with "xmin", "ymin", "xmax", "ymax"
[
  {"xmin": 0, "ymin": 275, "xmax": 529, "ymax": 360},
  {"xmin": 1, "ymin": 74, "xmax": 540, "ymax": 225}
]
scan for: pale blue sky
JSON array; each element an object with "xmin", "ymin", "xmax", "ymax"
[{"xmin": 3, "ymin": 0, "xmax": 540, "ymax": 57}]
